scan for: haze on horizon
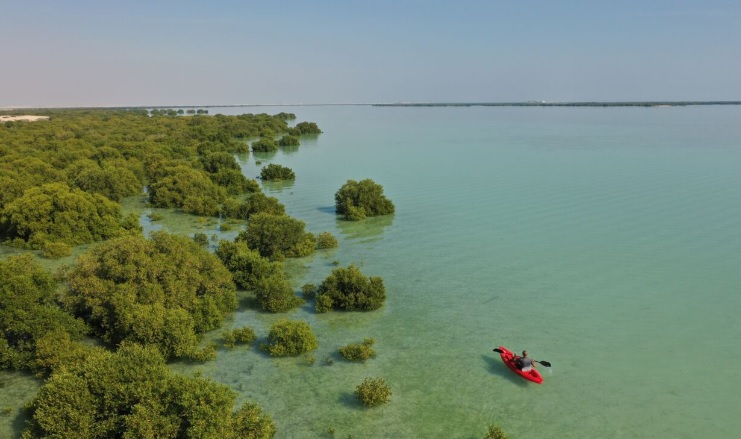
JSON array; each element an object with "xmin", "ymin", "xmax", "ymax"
[{"xmin": 2, "ymin": 0, "xmax": 740, "ymax": 108}]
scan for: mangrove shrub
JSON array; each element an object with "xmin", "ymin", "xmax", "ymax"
[
  {"xmin": 277, "ymin": 135, "xmax": 300, "ymax": 147},
  {"xmin": 22, "ymin": 343, "xmax": 276, "ymax": 438},
  {"xmin": 223, "ymin": 326, "xmax": 257, "ymax": 349},
  {"xmin": 0, "ymin": 254, "xmax": 88, "ymax": 372},
  {"xmin": 254, "ymin": 272, "xmax": 303, "ymax": 312},
  {"xmin": 289, "ymin": 121, "xmax": 322, "ymax": 135},
  {"xmin": 315, "ymin": 264, "xmax": 386, "ymax": 313},
  {"xmin": 484, "ymin": 426, "xmax": 509, "ymax": 439},
  {"xmin": 251, "ymin": 137, "xmax": 278, "ymax": 153},
  {"xmin": 260, "ymin": 163, "xmax": 295, "ymax": 181},
  {"xmin": 334, "ymin": 179, "xmax": 395, "ymax": 221},
  {"xmin": 238, "ymin": 212, "xmax": 315, "ymax": 260},
  {"xmin": 216, "ymin": 240, "xmax": 284, "ymax": 290},
  {"xmin": 339, "ymin": 338, "xmax": 376, "ymax": 362},
  {"xmin": 354, "ymin": 377, "xmax": 391, "ymax": 407},
  {"xmin": 64, "ymin": 231, "xmax": 237, "ymax": 360},
  {"xmin": 2, "ymin": 182, "xmax": 123, "ymax": 248},
  {"xmin": 261, "ymin": 319, "xmax": 318, "ymax": 357},
  {"xmin": 315, "ymin": 232, "xmax": 338, "ymax": 249}
]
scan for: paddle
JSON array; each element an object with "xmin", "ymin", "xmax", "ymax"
[{"xmin": 492, "ymin": 348, "xmax": 551, "ymax": 367}]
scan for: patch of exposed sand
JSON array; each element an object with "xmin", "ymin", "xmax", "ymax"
[{"xmin": 0, "ymin": 115, "xmax": 50, "ymax": 122}]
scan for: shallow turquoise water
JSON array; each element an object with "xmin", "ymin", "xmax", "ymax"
[{"xmin": 3, "ymin": 105, "xmax": 741, "ymax": 438}]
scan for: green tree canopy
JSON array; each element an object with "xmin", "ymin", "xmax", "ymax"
[
  {"xmin": 315, "ymin": 264, "xmax": 386, "ymax": 313},
  {"xmin": 261, "ymin": 319, "xmax": 318, "ymax": 356},
  {"xmin": 334, "ymin": 179, "xmax": 395, "ymax": 221},
  {"xmin": 288, "ymin": 121, "xmax": 322, "ymax": 135},
  {"xmin": 148, "ymin": 165, "xmax": 226, "ymax": 216},
  {"xmin": 251, "ymin": 137, "xmax": 278, "ymax": 153},
  {"xmin": 277, "ymin": 135, "xmax": 300, "ymax": 147},
  {"xmin": 64, "ymin": 231, "xmax": 237, "ymax": 360},
  {"xmin": 260, "ymin": 163, "xmax": 295, "ymax": 181},
  {"xmin": 210, "ymin": 169, "xmax": 260, "ymax": 195},
  {"xmin": 220, "ymin": 192, "xmax": 286, "ymax": 220},
  {"xmin": 200, "ymin": 151, "xmax": 241, "ymax": 173},
  {"xmin": 0, "ymin": 254, "xmax": 88, "ymax": 372},
  {"xmin": 71, "ymin": 162, "xmax": 142, "ymax": 201},
  {"xmin": 1, "ymin": 182, "xmax": 123, "ymax": 248},
  {"xmin": 254, "ymin": 272, "xmax": 303, "ymax": 312},
  {"xmin": 215, "ymin": 240, "xmax": 301, "ymax": 312},
  {"xmin": 215, "ymin": 240, "xmax": 283, "ymax": 290},
  {"xmin": 237, "ymin": 213, "xmax": 315, "ymax": 260},
  {"xmin": 22, "ymin": 342, "xmax": 276, "ymax": 438}
]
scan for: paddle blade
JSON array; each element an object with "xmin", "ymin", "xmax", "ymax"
[
  {"xmin": 537, "ymin": 360, "xmax": 552, "ymax": 367},
  {"xmin": 492, "ymin": 348, "xmax": 503, "ymax": 353}
]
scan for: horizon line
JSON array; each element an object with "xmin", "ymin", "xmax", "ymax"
[{"xmin": 3, "ymin": 100, "xmax": 741, "ymax": 111}]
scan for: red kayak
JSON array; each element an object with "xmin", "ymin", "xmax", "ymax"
[{"xmin": 497, "ymin": 346, "xmax": 543, "ymax": 384}]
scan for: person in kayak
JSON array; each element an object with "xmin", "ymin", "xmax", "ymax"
[{"xmin": 514, "ymin": 350, "xmax": 535, "ymax": 372}]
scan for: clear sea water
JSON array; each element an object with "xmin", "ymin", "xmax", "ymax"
[{"xmin": 2, "ymin": 104, "xmax": 741, "ymax": 438}]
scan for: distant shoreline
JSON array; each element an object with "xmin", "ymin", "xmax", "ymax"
[
  {"xmin": 371, "ymin": 101, "xmax": 741, "ymax": 108},
  {"xmin": 2, "ymin": 101, "xmax": 741, "ymax": 111}
]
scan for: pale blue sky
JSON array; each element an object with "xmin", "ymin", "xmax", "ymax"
[{"xmin": 1, "ymin": 0, "xmax": 740, "ymax": 107}]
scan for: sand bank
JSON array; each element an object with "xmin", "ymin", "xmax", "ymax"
[{"xmin": 0, "ymin": 115, "xmax": 50, "ymax": 122}]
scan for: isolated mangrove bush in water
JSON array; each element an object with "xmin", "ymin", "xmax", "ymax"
[
  {"xmin": 484, "ymin": 425, "xmax": 508, "ymax": 439},
  {"xmin": 335, "ymin": 178, "xmax": 395, "ymax": 221},
  {"xmin": 315, "ymin": 264, "xmax": 386, "ymax": 313},
  {"xmin": 260, "ymin": 163, "xmax": 295, "ymax": 181},
  {"xmin": 288, "ymin": 121, "xmax": 322, "ymax": 135},
  {"xmin": 355, "ymin": 377, "xmax": 392, "ymax": 407},
  {"xmin": 261, "ymin": 319, "xmax": 318, "ymax": 356},
  {"xmin": 223, "ymin": 326, "xmax": 257, "ymax": 349},
  {"xmin": 339, "ymin": 338, "xmax": 376, "ymax": 362}
]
